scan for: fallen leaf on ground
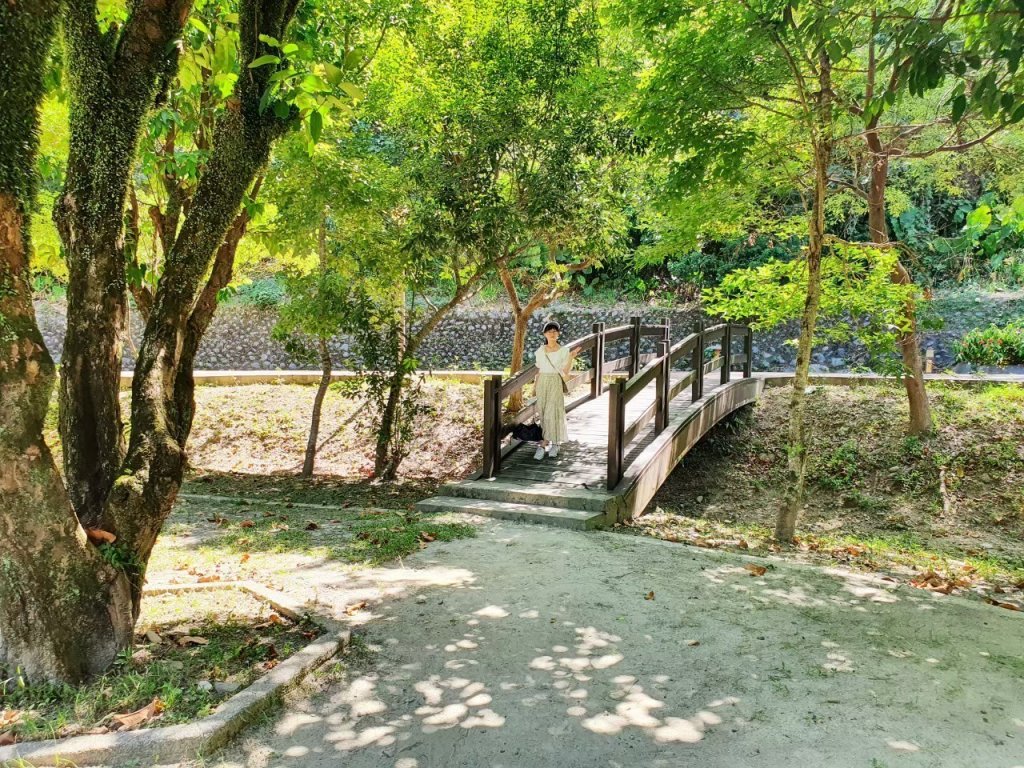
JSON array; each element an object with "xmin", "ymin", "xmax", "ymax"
[
  {"xmin": 0, "ymin": 710, "xmax": 21, "ymax": 729},
  {"xmin": 644, "ymin": 591, "xmax": 655, "ymax": 600},
  {"xmin": 255, "ymin": 613, "xmax": 283, "ymax": 628},
  {"xmin": 262, "ymin": 659, "xmax": 279, "ymax": 670},
  {"xmin": 0, "ymin": 732, "xmax": 16, "ymax": 746},
  {"xmin": 109, "ymin": 698, "xmax": 164, "ymax": 731},
  {"xmin": 207, "ymin": 516, "xmax": 228, "ymax": 526},
  {"xmin": 417, "ymin": 531, "xmax": 436, "ymax": 543},
  {"xmin": 239, "ymin": 520, "xmax": 255, "ymax": 529},
  {"xmin": 240, "ymin": 553, "xmax": 250, "ymax": 564},
  {"xmin": 744, "ymin": 564, "xmax": 768, "ymax": 577},
  {"xmin": 305, "ymin": 522, "xmax": 319, "ymax": 531},
  {"xmin": 86, "ymin": 528, "xmax": 117, "ymax": 544},
  {"xmin": 178, "ymin": 636, "xmax": 210, "ymax": 646},
  {"xmin": 687, "ymin": 640, "xmax": 700, "ymax": 647},
  {"xmin": 345, "ymin": 600, "xmax": 369, "ymax": 615},
  {"xmin": 197, "ymin": 575, "xmax": 221, "ymax": 583},
  {"xmin": 986, "ymin": 598, "xmax": 1022, "ymax": 611}
]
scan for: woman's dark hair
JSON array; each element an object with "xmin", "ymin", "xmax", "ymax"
[{"xmin": 543, "ymin": 321, "xmax": 561, "ymax": 334}]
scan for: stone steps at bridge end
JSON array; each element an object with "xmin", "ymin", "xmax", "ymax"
[{"xmin": 415, "ymin": 496, "xmax": 608, "ymax": 530}]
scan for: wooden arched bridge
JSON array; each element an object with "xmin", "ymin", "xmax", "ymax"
[{"xmin": 418, "ymin": 318, "xmax": 763, "ymax": 529}]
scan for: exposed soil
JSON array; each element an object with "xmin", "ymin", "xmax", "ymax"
[{"xmin": 638, "ymin": 381, "xmax": 1024, "ymax": 605}]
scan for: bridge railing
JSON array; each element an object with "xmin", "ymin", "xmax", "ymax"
[
  {"xmin": 479, "ymin": 317, "xmax": 669, "ymax": 479},
  {"xmin": 606, "ymin": 322, "xmax": 754, "ymax": 490}
]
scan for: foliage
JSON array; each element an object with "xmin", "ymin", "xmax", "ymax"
[
  {"xmin": 704, "ymin": 242, "xmax": 916, "ymax": 368},
  {"xmin": 953, "ymin": 322, "xmax": 1024, "ymax": 366},
  {"xmin": 666, "ymin": 235, "xmax": 801, "ymax": 292}
]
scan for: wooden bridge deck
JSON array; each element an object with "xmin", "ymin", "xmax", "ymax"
[
  {"xmin": 417, "ymin": 370, "xmax": 764, "ymax": 529},
  {"xmin": 496, "ymin": 371, "xmax": 708, "ymax": 490}
]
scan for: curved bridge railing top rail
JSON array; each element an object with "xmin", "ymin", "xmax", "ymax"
[{"xmin": 479, "ymin": 317, "xmax": 754, "ymax": 490}]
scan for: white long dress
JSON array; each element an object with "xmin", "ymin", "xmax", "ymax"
[{"xmin": 535, "ymin": 345, "xmax": 569, "ymax": 443}]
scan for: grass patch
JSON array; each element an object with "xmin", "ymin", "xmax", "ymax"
[
  {"xmin": 0, "ymin": 591, "xmax": 318, "ymax": 744},
  {"xmin": 199, "ymin": 504, "xmax": 476, "ymax": 567}
]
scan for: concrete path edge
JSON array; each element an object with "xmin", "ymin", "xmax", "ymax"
[{"xmin": 0, "ymin": 581, "xmax": 350, "ymax": 768}]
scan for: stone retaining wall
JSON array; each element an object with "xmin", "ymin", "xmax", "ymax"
[{"xmin": 33, "ymin": 291, "xmax": 1023, "ymax": 373}]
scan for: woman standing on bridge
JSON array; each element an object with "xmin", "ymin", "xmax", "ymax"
[{"xmin": 534, "ymin": 321, "xmax": 577, "ymax": 460}]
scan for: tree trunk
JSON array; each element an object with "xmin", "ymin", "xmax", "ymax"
[
  {"xmin": 0, "ymin": 1, "xmax": 134, "ymax": 683},
  {"xmin": 303, "ymin": 217, "xmax": 332, "ymax": 478},
  {"xmin": 508, "ymin": 311, "xmax": 529, "ymax": 410},
  {"xmin": 865, "ymin": 137, "xmax": 932, "ymax": 435},
  {"xmin": 375, "ymin": 372, "xmax": 407, "ymax": 481},
  {"xmin": 775, "ymin": 55, "xmax": 834, "ymax": 544},
  {"xmin": 107, "ymin": 6, "xmax": 295, "ymax": 612},
  {"xmin": 498, "ymin": 262, "xmax": 558, "ymax": 412},
  {"xmin": 304, "ymin": 338, "xmax": 333, "ymax": 477},
  {"xmin": 54, "ymin": 0, "xmax": 191, "ymax": 529}
]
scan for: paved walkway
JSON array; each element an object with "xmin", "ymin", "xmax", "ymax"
[{"xmin": 196, "ymin": 520, "xmax": 1024, "ymax": 768}]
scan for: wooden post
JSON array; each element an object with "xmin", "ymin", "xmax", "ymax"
[
  {"xmin": 629, "ymin": 315, "xmax": 642, "ymax": 378},
  {"xmin": 743, "ymin": 327, "xmax": 754, "ymax": 378},
  {"xmin": 607, "ymin": 378, "xmax": 625, "ymax": 490},
  {"xmin": 691, "ymin": 321, "xmax": 703, "ymax": 402},
  {"xmin": 925, "ymin": 347, "xmax": 934, "ymax": 374},
  {"xmin": 481, "ymin": 377, "xmax": 497, "ymax": 478},
  {"xmin": 720, "ymin": 325, "xmax": 732, "ymax": 385},
  {"xmin": 592, "ymin": 321, "xmax": 605, "ymax": 400},
  {"xmin": 656, "ymin": 340, "xmax": 669, "ymax": 433},
  {"xmin": 490, "ymin": 374, "xmax": 504, "ymax": 474}
]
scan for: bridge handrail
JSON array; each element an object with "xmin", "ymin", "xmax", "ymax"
[
  {"xmin": 478, "ymin": 315, "xmax": 745, "ymax": 482},
  {"xmin": 607, "ymin": 321, "xmax": 754, "ymax": 490}
]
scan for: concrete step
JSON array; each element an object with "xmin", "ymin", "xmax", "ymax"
[
  {"xmin": 440, "ymin": 479, "xmax": 617, "ymax": 513},
  {"xmin": 416, "ymin": 496, "xmax": 608, "ymax": 530}
]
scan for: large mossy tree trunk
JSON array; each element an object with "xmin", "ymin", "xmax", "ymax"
[
  {"xmin": 103, "ymin": 0, "xmax": 299, "ymax": 615},
  {"xmin": 55, "ymin": 0, "xmax": 193, "ymax": 528},
  {"xmin": 0, "ymin": 1, "xmax": 134, "ymax": 684},
  {"xmin": 864, "ymin": 129, "xmax": 932, "ymax": 436},
  {"xmin": 775, "ymin": 55, "xmax": 834, "ymax": 545},
  {"xmin": 0, "ymin": 0, "xmax": 300, "ymax": 683}
]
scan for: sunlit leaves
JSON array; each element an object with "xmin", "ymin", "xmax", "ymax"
[{"xmin": 704, "ymin": 243, "xmax": 916, "ymax": 357}]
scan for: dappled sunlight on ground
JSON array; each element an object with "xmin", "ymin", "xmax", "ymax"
[{"xmin": 200, "ymin": 522, "xmax": 1024, "ymax": 768}]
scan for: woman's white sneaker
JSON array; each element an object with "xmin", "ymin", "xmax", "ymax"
[
  {"xmin": 548, "ymin": 444, "xmax": 559, "ymax": 458},
  {"xmin": 533, "ymin": 446, "xmax": 546, "ymax": 460}
]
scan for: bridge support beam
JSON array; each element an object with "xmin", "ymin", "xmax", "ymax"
[{"xmin": 591, "ymin": 322, "xmax": 605, "ymax": 400}]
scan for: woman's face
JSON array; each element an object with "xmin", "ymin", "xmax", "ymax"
[{"xmin": 544, "ymin": 328, "xmax": 560, "ymax": 344}]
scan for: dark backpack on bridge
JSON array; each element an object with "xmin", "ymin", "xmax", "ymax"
[{"xmin": 508, "ymin": 423, "xmax": 543, "ymax": 443}]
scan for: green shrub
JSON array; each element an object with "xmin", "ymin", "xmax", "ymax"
[
  {"xmin": 953, "ymin": 322, "xmax": 1024, "ymax": 367},
  {"xmin": 236, "ymin": 278, "xmax": 286, "ymax": 307}
]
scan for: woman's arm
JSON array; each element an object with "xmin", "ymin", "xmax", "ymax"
[{"xmin": 561, "ymin": 347, "xmax": 575, "ymax": 376}]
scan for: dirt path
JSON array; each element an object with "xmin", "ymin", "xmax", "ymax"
[{"xmin": 194, "ymin": 520, "xmax": 1024, "ymax": 768}]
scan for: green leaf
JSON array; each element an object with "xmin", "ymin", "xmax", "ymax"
[
  {"xmin": 189, "ymin": 17, "xmax": 211, "ymax": 35},
  {"xmin": 324, "ymin": 62, "xmax": 345, "ymax": 86},
  {"xmin": 309, "ymin": 110, "xmax": 323, "ymax": 144},
  {"xmin": 258, "ymin": 87, "xmax": 273, "ymax": 114},
  {"xmin": 249, "ymin": 55, "xmax": 281, "ymax": 69},
  {"xmin": 282, "ymin": 43, "xmax": 299, "ymax": 55},
  {"xmin": 951, "ymin": 94, "xmax": 967, "ymax": 123},
  {"xmin": 340, "ymin": 83, "xmax": 364, "ymax": 101},
  {"xmin": 273, "ymin": 99, "xmax": 291, "ymax": 119},
  {"xmin": 258, "ymin": 34, "xmax": 280, "ymax": 47}
]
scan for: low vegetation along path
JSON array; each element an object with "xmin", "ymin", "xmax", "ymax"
[{"xmin": 192, "ymin": 518, "xmax": 1023, "ymax": 768}]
